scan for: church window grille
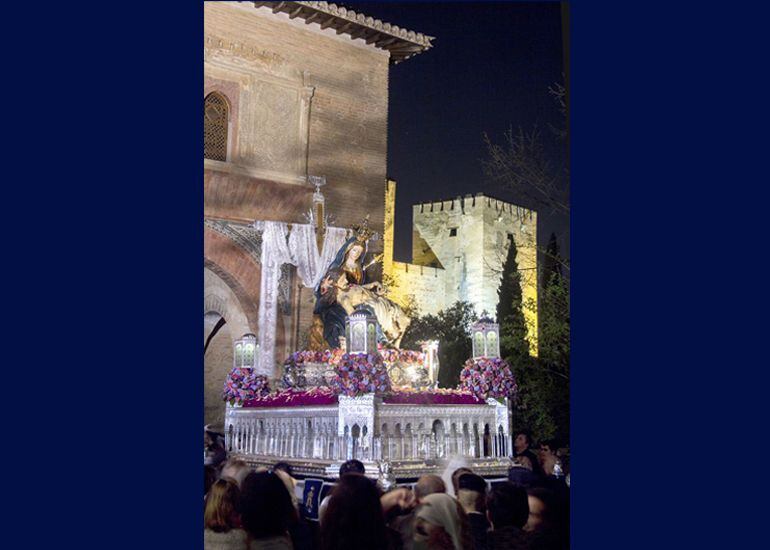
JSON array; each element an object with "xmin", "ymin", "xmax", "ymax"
[{"xmin": 204, "ymin": 92, "xmax": 229, "ymax": 161}]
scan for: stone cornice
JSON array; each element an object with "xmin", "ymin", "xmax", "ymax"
[{"xmin": 252, "ymin": 1, "xmax": 434, "ymax": 64}]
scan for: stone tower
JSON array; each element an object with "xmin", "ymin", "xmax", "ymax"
[{"xmin": 384, "ymin": 181, "xmax": 538, "ymax": 355}]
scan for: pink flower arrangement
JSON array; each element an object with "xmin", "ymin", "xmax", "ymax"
[
  {"xmin": 223, "ymin": 368, "xmax": 271, "ymax": 405},
  {"xmin": 331, "ymin": 353, "xmax": 392, "ymax": 397},
  {"xmin": 458, "ymin": 357, "xmax": 517, "ymax": 400},
  {"xmin": 243, "ymin": 386, "xmax": 338, "ymax": 408}
]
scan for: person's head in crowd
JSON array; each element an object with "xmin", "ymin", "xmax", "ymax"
[
  {"xmin": 220, "ymin": 459, "xmax": 251, "ymax": 488},
  {"xmin": 240, "ymin": 471, "xmax": 297, "ymax": 542},
  {"xmin": 204, "ymin": 425, "xmax": 222, "ymax": 446},
  {"xmin": 414, "ymin": 493, "xmax": 472, "ymax": 550},
  {"xmin": 525, "ymin": 487, "xmax": 558, "ymax": 533},
  {"xmin": 538, "ymin": 439, "xmax": 558, "ymax": 456},
  {"xmin": 205, "ymin": 465, "xmax": 218, "ymax": 496},
  {"xmin": 456, "ymin": 473, "xmax": 487, "ymax": 515},
  {"xmin": 451, "ymin": 467, "xmax": 473, "ymax": 496},
  {"xmin": 537, "ymin": 439, "xmax": 561, "ymax": 476},
  {"xmin": 486, "ymin": 482, "xmax": 529, "ymax": 530},
  {"xmin": 513, "ymin": 430, "xmax": 533, "ymax": 454},
  {"xmin": 414, "ymin": 474, "xmax": 447, "ymax": 502},
  {"xmin": 538, "ymin": 440, "xmax": 558, "ymax": 462},
  {"xmin": 339, "ymin": 459, "xmax": 366, "ymax": 477},
  {"xmin": 204, "ymin": 478, "xmax": 241, "ymax": 532},
  {"xmin": 321, "ymin": 473, "xmax": 389, "ymax": 550}
]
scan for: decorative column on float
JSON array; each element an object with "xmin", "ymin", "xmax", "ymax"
[
  {"xmin": 419, "ymin": 340, "xmax": 440, "ymax": 388},
  {"xmin": 470, "ymin": 316, "xmax": 512, "ymax": 456},
  {"xmin": 345, "ymin": 310, "xmax": 378, "ymax": 356},
  {"xmin": 330, "ymin": 309, "xmax": 383, "ymax": 477},
  {"xmin": 471, "ymin": 316, "xmax": 499, "ymax": 359},
  {"xmin": 234, "ymin": 333, "xmax": 260, "ymax": 370},
  {"xmin": 225, "ymin": 333, "xmax": 260, "ymax": 450}
]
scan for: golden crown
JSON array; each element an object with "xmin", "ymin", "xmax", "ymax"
[{"xmin": 350, "ymin": 216, "xmax": 375, "ymax": 244}]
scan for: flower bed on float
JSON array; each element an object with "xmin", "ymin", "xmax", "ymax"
[
  {"xmin": 458, "ymin": 357, "xmax": 517, "ymax": 400},
  {"xmin": 223, "ymin": 368, "xmax": 271, "ymax": 405},
  {"xmin": 228, "ymin": 350, "xmax": 512, "ymax": 407},
  {"xmin": 331, "ymin": 353, "xmax": 392, "ymax": 397}
]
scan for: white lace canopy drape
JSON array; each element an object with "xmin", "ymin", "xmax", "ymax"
[{"xmin": 256, "ymin": 221, "xmax": 347, "ymax": 375}]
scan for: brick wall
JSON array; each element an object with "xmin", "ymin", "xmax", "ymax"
[
  {"xmin": 204, "ymin": 3, "xmax": 392, "ymax": 358},
  {"xmin": 204, "ymin": 2, "xmax": 389, "ymax": 236}
]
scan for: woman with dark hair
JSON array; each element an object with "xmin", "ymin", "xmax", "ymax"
[
  {"xmin": 240, "ymin": 471, "xmax": 297, "ymax": 550},
  {"xmin": 204, "ymin": 478, "xmax": 248, "ymax": 550},
  {"xmin": 320, "ymin": 474, "xmax": 401, "ymax": 550}
]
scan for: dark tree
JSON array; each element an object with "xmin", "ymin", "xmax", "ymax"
[
  {"xmin": 401, "ymin": 301, "xmax": 478, "ymax": 388},
  {"xmin": 497, "ymin": 236, "xmax": 530, "ymax": 363},
  {"xmin": 511, "ymin": 235, "xmax": 570, "ymax": 442}
]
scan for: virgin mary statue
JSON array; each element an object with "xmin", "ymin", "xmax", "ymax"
[{"xmin": 311, "ymin": 234, "xmax": 369, "ymax": 349}]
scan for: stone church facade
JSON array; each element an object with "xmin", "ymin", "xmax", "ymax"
[
  {"xmin": 383, "ymin": 181, "xmax": 539, "ymax": 354},
  {"xmin": 203, "ymin": 2, "xmax": 432, "ymax": 427}
]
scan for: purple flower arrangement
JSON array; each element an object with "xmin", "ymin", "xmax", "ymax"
[
  {"xmin": 458, "ymin": 357, "xmax": 517, "ymax": 400},
  {"xmin": 223, "ymin": 368, "xmax": 271, "ymax": 405},
  {"xmin": 331, "ymin": 353, "xmax": 392, "ymax": 398}
]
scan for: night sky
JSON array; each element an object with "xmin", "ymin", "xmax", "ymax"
[{"xmin": 345, "ymin": 2, "xmax": 568, "ymax": 263}]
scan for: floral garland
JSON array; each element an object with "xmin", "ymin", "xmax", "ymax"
[
  {"xmin": 379, "ymin": 347, "xmax": 425, "ymax": 365},
  {"xmin": 331, "ymin": 353, "xmax": 392, "ymax": 398},
  {"xmin": 281, "ymin": 349, "xmax": 345, "ymax": 388},
  {"xmin": 223, "ymin": 368, "xmax": 271, "ymax": 405},
  {"xmin": 458, "ymin": 357, "xmax": 517, "ymax": 400}
]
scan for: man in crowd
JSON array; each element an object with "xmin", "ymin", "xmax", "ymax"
[
  {"xmin": 456, "ymin": 473, "xmax": 490, "ymax": 550},
  {"xmin": 538, "ymin": 439, "xmax": 561, "ymax": 476},
  {"xmin": 486, "ymin": 481, "xmax": 530, "ymax": 550},
  {"xmin": 450, "ymin": 466, "xmax": 473, "ymax": 496},
  {"xmin": 319, "ymin": 459, "xmax": 367, "ymax": 522},
  {"xmin": 513, "ymin": 430, "xmax": 544, "ymax": 477}
]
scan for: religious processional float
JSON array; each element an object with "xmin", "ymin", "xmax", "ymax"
[{"xmin": 221, "ymin": 179, "xmax": 517, "ymax": 480}]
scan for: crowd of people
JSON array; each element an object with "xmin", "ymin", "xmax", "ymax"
[{"xmin": 204, "ymin": 428, "xmax": 569, "ymax": 550}]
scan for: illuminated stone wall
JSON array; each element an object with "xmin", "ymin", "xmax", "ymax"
[{"xmin": 384, "ymin": 182, "xmax": 538, "ymax": 354}]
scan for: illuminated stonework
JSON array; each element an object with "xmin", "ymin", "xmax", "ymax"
[{"xmin": 384, "ymin": 180, "xmax": 538, "ymax": 355}]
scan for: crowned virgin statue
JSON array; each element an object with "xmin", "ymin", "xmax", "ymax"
[{"xmin": 310, "ymin": 218, "xmax": 410, "ymax": 350}]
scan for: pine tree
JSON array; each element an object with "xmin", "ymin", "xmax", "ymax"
[
  {"xmin": 497, "ymin": 236, "xmax": 530, "ymax": 362},
  {"xmin": 496, "ymin": 233, "xmax": 571, "ymax": 443},
  {"xmin": 538, "ymin": 234, "xmax": 569, "ymax": 371}
]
